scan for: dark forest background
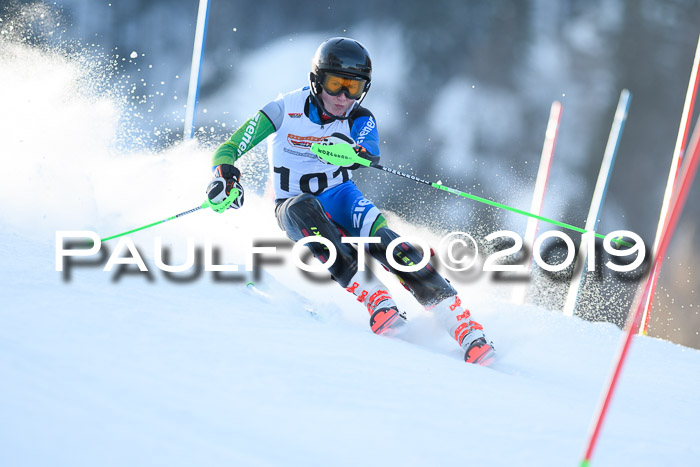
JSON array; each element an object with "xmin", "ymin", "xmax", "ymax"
[{"xmin": 2, "ymin": 0, "xmax": 700, "ymax": 348}]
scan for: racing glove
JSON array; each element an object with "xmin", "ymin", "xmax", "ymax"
[
  {"xmin": 206, "ymin": 164, "xmax": 245, "ymax": 209},
  {"xmin": 320, "ymin": 132, "xmax": 380, "ymax": 169}
]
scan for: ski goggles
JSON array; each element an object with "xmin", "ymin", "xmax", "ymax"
[{"xmin": 321, "ymin": 72, "xmax": 367, "ymax": 100}]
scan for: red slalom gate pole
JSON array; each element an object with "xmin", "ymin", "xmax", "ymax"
[
  {"xmin": 579, "ymin": 120, "xmax": 700, "ymax": 467},
  {"xmin": 512, "ymin": 100, "xmax": 562, "ymax": 304},
  {"xmin": 524, "ymin": 100, "xmax": 562, "ymax": 248},
  {"xmin": 638, "ymin": 33, "xmax": 700, "ymax": 335}
]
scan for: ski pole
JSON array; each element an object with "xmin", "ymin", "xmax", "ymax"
[
  {"xmin": 94, "ymin": 189, "xmax": 266, "ymax": 290},
  {"xmin": 99, "ymin": 189, "xmax": 239, "ymax": 243},
  {"xmin": 311, "ymin": 143, "xmax": 632, "ymax": 246}
]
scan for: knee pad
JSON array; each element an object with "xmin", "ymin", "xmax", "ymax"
[
  {"xmin": 277, "ymin": 194, "xmax": 324, "ymax": 239},
  {"xmin": 276, "ymin": 194, "xmax": 358, "ymax": 287},
  {"xmin": 369, "ymin": 227, "xmax": 456, "ymax": 306}
]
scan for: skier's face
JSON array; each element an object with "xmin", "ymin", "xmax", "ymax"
[{"xmin": 320, "ymin": 88, "xmax": 355, "ymax": 117}]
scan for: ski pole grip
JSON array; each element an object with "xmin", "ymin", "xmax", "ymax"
[{"xmin": 205, "ymin": 188, "xmax": 240, "ymax": 213}]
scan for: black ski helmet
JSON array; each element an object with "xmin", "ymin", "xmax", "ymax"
[{"xmin": 309, "ymin": 37, "xmax": 372, "ymax": 118}]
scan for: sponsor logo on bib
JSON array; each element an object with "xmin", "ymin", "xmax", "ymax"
[{"xmin": 287, "ymin": 134, "xmax": 324, "ymax": 149}]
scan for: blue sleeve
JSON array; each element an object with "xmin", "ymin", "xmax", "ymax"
[{"xmin": 350, "ymin": 114, "xmax": 380, "ymax": 156}]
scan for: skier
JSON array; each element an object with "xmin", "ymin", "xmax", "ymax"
[{"xmin": 205, "ymin": 37, "xmax": 495, "ymax": 365}]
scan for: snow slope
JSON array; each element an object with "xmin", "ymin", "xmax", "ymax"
[{"xmin": 1, "ymin": 38, "xmax": 700, "ymax": 467}]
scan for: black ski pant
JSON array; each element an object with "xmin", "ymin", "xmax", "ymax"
[{"xmin": 275, "ymin": 193, "xmax": 456, "ymax": 306}]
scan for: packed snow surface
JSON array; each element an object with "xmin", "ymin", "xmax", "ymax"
[{"xmin": 1, "ymin": 39, "xmax": 699, "ymax": 467}]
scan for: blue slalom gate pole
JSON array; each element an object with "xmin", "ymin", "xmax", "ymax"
[
  {"xmin": 563, "ymin": 89, "xmax": 631, "ymax": 317},
  {"xmin": 184, "ymin": 0, "xmax": 211, "ymax": 140}
]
